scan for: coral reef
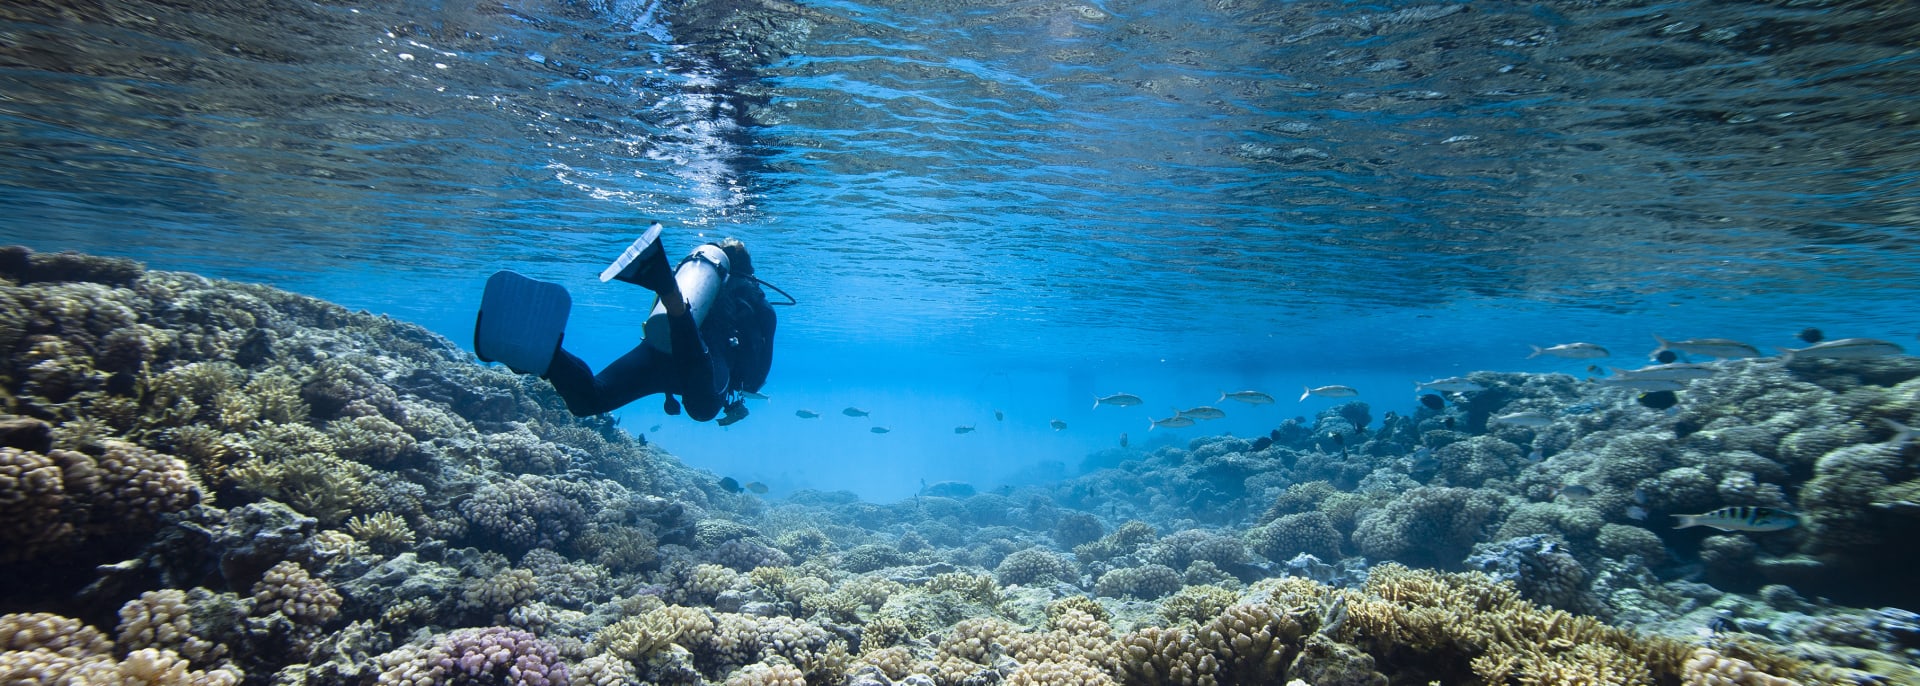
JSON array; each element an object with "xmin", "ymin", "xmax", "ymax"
[{"xmin": 0, "ymin": 247, "xmax": 1907, "ymax": 686}]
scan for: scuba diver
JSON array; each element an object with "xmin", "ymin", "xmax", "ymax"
[{"xmin": 473, "ymin": 223, "xmax": 781, "ymax": 426}]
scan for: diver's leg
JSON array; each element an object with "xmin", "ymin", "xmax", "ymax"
[
  {"xmin": 663, "ymin": 309, "xmax": 729, "ymax": 422},
  {"xmin": 544, "ymin": 345, "xmax": 669, "ymax": 417}
]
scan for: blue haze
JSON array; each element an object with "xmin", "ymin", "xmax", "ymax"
[{"xmin": 3, "ymin": 0, "xmax": 1918, "ymax": 499}]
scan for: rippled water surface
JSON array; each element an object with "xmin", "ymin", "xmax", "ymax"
[{"xmin": 4, "ymin": 0, "xmax": 1919, "ymax": 493}]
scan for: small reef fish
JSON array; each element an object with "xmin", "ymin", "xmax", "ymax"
[
  {"xmin": 1588, "ymin": 376, "xmax": 1686, "ymax": 392},
  {"xmin": 1177, "ymin": 406, "xmax": 1227, "ymax": 420},
  {"xmin": 995, "ymin": 410, "xmax": 1004, "ymax": 421},
  {"xmin": 1418, "ymin": 394, "xmax": 1446, "ymax": 411},
  {"xmin": 1673, "ymin": 506, "xmax": 1800, "ymax": 532},
  {"xmin": 1490, "ymin": 411, "xmax": 1554, "ymax": 427},
  {"xmin": 740, "ymin": 390, "xmax": 769, "ymax": 400},
  {"xmin": 1300, "ymin": 385, "xmax": 1359, "ymax": 401},
  {"xmin": 954, "ymin": 425, "xmax": 976, "ymax": 434},
  {"xmin": 1626, "ymin": 505, "xmax": 1649, "ymax": 521},
  {"xmin": 1119, "ymin": 433, "xmax": 1129, "ymax": 448},
  {"xmin": 1150, "ymin": 415, "xmax": 1196, "ymax": 430},
  {"xmin": 1050, "ymin": 419, "xmax": 1068, "ymax": 431},
  {"xmin": 1554, "ymin": 484, "xmax": 1594, "ymax": 502},
  {"xmin": 1094, "ymin": 393, "xmax": 1144, "ymax": 409},
  {"xmin": 718, "ymin": 477, "xmax": 744, "ymax": 493},
  {"xmin": 1529, "ymin": 342, "xmax": 1610, "ymax": 359},
  {"xmin": 1651, "ymin": 335, "xmax": 1760, "ymax": 360},
  {"xmin": 870, "ymin": 426, "xmax": 891, "ymax": 434},
  {"xmin": 1220, "ymin": 390, "xmax": 1276, "ymax": 404},
  {"xmin": 843, "ymin": 407, "xmax": 870, "ymax": 417},
  {"xmin": 1779, "ymin": 338, "xmax": 1905, "ymax": 360},
  {"xmin": 1608, "ymin": 363, "xmax": 1717, "ymax": 381},
  {"xmin": 1526, "ymin": 448, "xmax": 1544, "ymax": 463},
  {"xmin": 1416, "ymin": 377, "xmax": 1485, "ymax": 393},
  {"xmin": 1409, "ymin": 446, "xmax": 1438, "ymax": 471},
  {"xmin": 795, "ymin": 410, "xmax": 821, "ymax": 419},
  {"xmin": 1637, "ymin": 390, "xmax": 1679, "ymax": 410},
  {"xmin": 1249, "ymin": 436, "xmax": 1274, "ymax": 451},
  {"xmin": 649, "ymin": 424, "xmax": 662, "ymax": 432},
  {"xmin": 1798, "ymin": 327, "xmax": 1824, "ymax": 344},
  {"xmin": 745, "ymin": 481, "xmax": 769, "ymax": 494},
  {"xmin": 1880, "ymin": 418, "xmax": 1915, "ymax": 445}
]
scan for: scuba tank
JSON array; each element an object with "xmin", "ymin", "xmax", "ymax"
[{"xmin": 643, "ymin": 243, "xmax": 729, "ymax": 354}]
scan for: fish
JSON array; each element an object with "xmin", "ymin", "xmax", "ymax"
[
  {"xmin": 1490, "ymin": 411, "xmax": 1554, "ymax": 427},
  {"xmin": 1409, "ymin": 446, "xmax": 1437, "ymax": 471},
  {"xmin": 870, "ymin": 426, "xmax": 891, "ymax": 434},
  {"xmin": 1250, "ymin": 436, "xmax": 1274, "ymax": 451},
  {"xmin": 1416, "ymin": 377, "xmax": 1485, "ymax": 393},
  {"xmin": 1673, "ymin": 506, "xmax": 1800, "ymax": 532},
  {"xmin": 1300, "ymin": 385, "xmax": 1360, "ymax": 401},
  {"xmin": 1779, "ymin": 338, "xmax": 1906, "ymax": 360},
  {"xmin": 994, "ymin": 410, "xmax": 1005, "ymax": 421},
  {"xmin": 1632, "ymin": 488, "xmax": 1648, "ymax": 505},
  {"xmin": 1444, "ymin": 417, "xmax": 1456, "ymax": 430},
  {"xmin": 740, "ymin": 390, "xmax": 770, "ymax": 400},
  {"xmin": 1798, "ymin": 327, "xmax": 1824, "ymax": 344},
  {"xmin": 1526, "ymin": 448, "xmax": 1545, "ymax": 463},
  {"xmin": 1589, "ymin": 376, "xmax": 1687, "ymax": 392},
  {"xmin": 1150, "ymin": 415, "xmax": 1196, "ymax": 430},
  {"xmin": 1529, "ymin": 342, "xmax": 1610, "ymax": 359},
  {"xmin": 745, "ymin": 481, "xmax": 769, "ymax": 494},
  {"xmin": 954, "ymin": 425, "xmax": 976, "ymax": 434},
  {"xmin": 717, "ymin": 477, "xmax": 744, "ymax": 493},
  {"xmin": 795, "ymin": 410, "xmax": 820, "ymax": 419},
  {"xmin": 1219, "ymin": 390, "xmax": 1276, "ymax": 404},
  {"xmin": 1626, "ymin": 505, "xmax": 1649, "ymax": 521},
  {"xmin": 1637, "ymin": 390, "xmax": 1679, "ymax": 410},
  {"xmin": 1094, "ymin": 393, "xmax": 1145, "ymax": 409},
  {"xmin": 1177, "ymin": 406, "xmax": 1227, "ymax": 420},
  {"xmin": 1881, "ymin": 417, "xmax": 1916, "ymax": 445},
  {"xmin": 1608, "ymin": 363, "xmax": 1717, "ymax": 381},
  {"xmin": 843, "ymin": 407, "xmax": 870, "ymax": 417},
  {"xmin": 1418, "ymin": 394, "xmax": 1446, "ymax": 411},
  {"xmin": 1554, "ymin": 484, "xmax": 1594, "ymax": 502},
  {"xmin": 1050, "ymin": 419, "xmax": 1068, "ymax": 431},
  {"xmin": 1651, "ymin": 335, "xmax": 1760, "ymax": 360},
  {"xmin": 1119, "ymin": 433, "xmax": 1129, "ymax": 448},
  {"xmin": 650, "ymin": 424, "xmax": 663, "ymax": 432},
  {"xmin": 1653, "ymin": 350, "xmax": 1678, "ymax": 364}
]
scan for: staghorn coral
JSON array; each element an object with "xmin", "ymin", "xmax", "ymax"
[
  {"xmin": 345, "ymin": 511, "xmax": 416, "ymax": 547},
  {"xmin": 592, "ymin": 605, "xmax": 715, "ymax": 664}
]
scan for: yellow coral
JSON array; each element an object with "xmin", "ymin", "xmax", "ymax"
[
  {"xmin": 345, "ymin": 512, "xmax": 415, "ymax": 546},
  {"xmin": 592, "ymin": 605, "xmax": 716, "ymax": 663}
]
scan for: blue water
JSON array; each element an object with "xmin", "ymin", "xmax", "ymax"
[{"xmin": 4, "ymin": 0, "xmax": 1918, "ymax": 499}]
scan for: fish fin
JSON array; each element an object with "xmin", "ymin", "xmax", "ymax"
[
  {"xmin": 1218, "ymin": 390, "xmax": 1227, "ymax": 403},
  {"xmin": 1608, "ymin": 367, "xmax": 1630, "ymax": 377},
  {"xmin": 1672, "ymin": 514, "xmax": 1697, "ymax": 529},
  {"xmin": 1093, "ymin": 395, "xmax": 1101, "ymax": 410},
  {"xmin": 1147, "ymin": 418, "xmax": 1157, "ymax": 432},
  {"xmin": 1528, "ymin": 345, "xmax": 1543, "ymax": 359},
  {"xmin": 1882, "ymin": 417, "xmax": 1914, "ymax": 444},
  {"xmin": 1300, "ymin": 386, "xmax": 1311, "ymax": 402}
]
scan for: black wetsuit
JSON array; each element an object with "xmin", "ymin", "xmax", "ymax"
[{"xmin": 544, "ymin": 273, "xmax": 776, "ymax": 421}]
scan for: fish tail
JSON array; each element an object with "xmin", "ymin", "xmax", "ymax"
[
  {"xmin": 1148, "ymin": 418, "xmax": 1157, "ymax": 432},
  {"xmin": 1218, "ymin": 390, "xmax": 1228, "ymax": 403},
  {"xmin": 1528, "ymin": 345, "xmax": 1543, "ymax": 359},
  {"xmin": 1774, "ymin": 347, "xmax": 1798, "ymax": 362},
  {"xmin": 1093, "ymin": 395, "xmax": 1101, "ymax": 410},
  {"xmin": 1672, "ymin": 514, "xmax": 1699, "ymax": 530},
  {"xmin": 1882, "ymin": 417, "xmax": 1914, "ymax": 444},
  {"xmin": 1300, "ymin": 386, "xmax": 1311, "ymax": 402}
]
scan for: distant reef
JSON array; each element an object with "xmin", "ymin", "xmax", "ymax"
[{"xmin": 0, "ymin": 245, "xmax": 1912, "ymax": 685}]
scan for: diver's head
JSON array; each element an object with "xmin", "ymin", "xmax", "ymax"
[{"xmin": 719, "ymin": 238, "xmax": 753, "ymax": 278}]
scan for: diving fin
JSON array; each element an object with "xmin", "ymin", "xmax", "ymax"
[{"xmin": 475, "ymin": 270, "xmax": 571, "ymax": 376}]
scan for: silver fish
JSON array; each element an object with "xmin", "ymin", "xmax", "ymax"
[
  {"xmin": 1219, "ymin": 390, "xmax": 1276, "ymax": 404},
  {"xmin": 1300, "ymin": 385, "xmax": 1360, "ymax": 401},
  {"xmin": 1608, "ymin": 363, "xmax": 1717, "ymax": 381},
  {"xmin": 1409, "ymin": 446, "xmax": 1437, "ymax": 471},
  {"xmin": 870, "ymin": 426, "xmax": 891, "ymax": 434},
  {"xmin": 1094, "ymin": 393, "xmax": 1145, "ymax": 409},
  {"xmin": 1651, "ymin": 335, "xmax": 1760, "ymax": 360},
  {"xmin": 1673, "ymin": 506, "xmax": 1799, "ymax": 532},
  {"xmin": 1050, "ymin": 419, "xmax": 1068, "ymax": 431},
  {"xmin": 795, "ymin": 410, "xmax": 820, "ymax": 419},
  {"xmin": 1555, "ymin": 484, "xmax": 1594, "ymax": 501},
  {"xmin": 1150, "ymin": 415, "xmax": 1196, "ymax": 430},
  {"xmin": 954, "ymin": 425, "xmax": 975, "ymax": 434},
  {"xmin": 1416, "ymin": 377, "xmax": 1485, "ymax": 393},
  {"xmin": 740, "ymin": 390, "xmax": 770, "ymax": 400},
  {"xmin": 1780, "ymin": 338, "xmax": 1905, "ymax": 360},
  {"xmin": 843, "ymin": 407, "xmax": 870, "ymax": 417},
  {"xmin": 1589, "ymin": 376, "xmax": 1687, "ymax": 392},
  {"xmin": 1625, "ymin": 505, "xmax": 1649, "ymax": 521},
  {"xmin": 1526, "ymin": 448, "xmax": 1545, "ymax": 462},
  {"xmin": 1177, "ymin": 406, "xmax": 1227, "ymax": 420},
  {"xmin": 1530, "ymin": 342, "xmax": 1610, "ymax": 359},
  {"xmin": 1490, "ymin": 411, "xmax": 1554, "ymax": 427}
]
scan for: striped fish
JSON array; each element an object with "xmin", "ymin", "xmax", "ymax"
[{"xmin": 1672, "ymin": 506, "xmax": 1799, "ymax": 532}]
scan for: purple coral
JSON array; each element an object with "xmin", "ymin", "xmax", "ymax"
[{"xmin": 379, "ymin": 626, "xmax": 568, "ymax": 686}]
